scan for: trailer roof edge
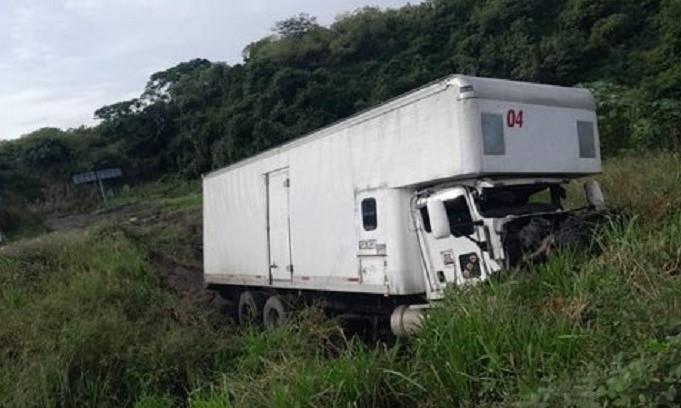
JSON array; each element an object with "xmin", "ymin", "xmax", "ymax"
[{"xmin": 203, "ymin": 74, "xmax": 459, "ymax": 180}]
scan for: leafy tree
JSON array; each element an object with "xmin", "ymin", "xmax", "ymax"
[
  {"xmin": 273, "ymin": 13, "xmax": 319, "ymax": 39},
  {"xmin": 1, "ymin": 0, "xmax": 680, "ymax": 201}
]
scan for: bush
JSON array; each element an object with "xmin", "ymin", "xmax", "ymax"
[
  {"xmin": 0, "ymin": 205, "xmax": 46, "ymax": 241},
  {"xmin": 525, "ymin": 334, "xmax": 681, "ymax": 407}
]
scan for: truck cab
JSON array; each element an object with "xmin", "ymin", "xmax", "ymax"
[
  {"xmin": 388, "ymin": 177, "xmax": 604, "ymax": 334},
  {"xmin": 414, "ymin": 179, "xmax": 572, "ymax": 295}
]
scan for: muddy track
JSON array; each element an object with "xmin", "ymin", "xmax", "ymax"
[
  {"xmin": 44, "ymin": 203, "xmax": 229, "ymax": 311},
  {"xmin": 44, "ymin": 203, "xmax": 151, "ymax": 231}
]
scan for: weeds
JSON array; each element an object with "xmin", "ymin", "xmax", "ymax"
[
  {"xmin": 1, "ymin": 154, "xmax": 680, "ymax": 407},
  {"xmin": 0, "ymin": 228, "xmax": 235, "ymax": 407}
]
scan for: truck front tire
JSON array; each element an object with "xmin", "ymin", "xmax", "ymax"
[
  {"xmin": 263, "ymin": 295, "xmax": 288, "ymax": 329},
  {"xmin": 237, "ymin": 291, "xmax": 265, "ymax": 326}
]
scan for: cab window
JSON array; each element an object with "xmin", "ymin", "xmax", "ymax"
[
  {"xmin": 361, "ymin": 198, "xmax": 377, "ymax": 231},
  {"xmin": 445, "ymin": 196, "xmax": 474, "ymax": 237},
  {"xmin": 420, "ymin": 207, "xmax": 432, "ymax": 233},
  {"xmin": 421, "ymin": 196, "xmax": 474, "ymax": 237}
]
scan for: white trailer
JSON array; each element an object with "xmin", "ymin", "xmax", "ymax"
[{"xmin": 203, "ymin": 75, "xmax": 603, "ymax": 334}]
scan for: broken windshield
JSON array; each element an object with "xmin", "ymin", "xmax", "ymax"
[{"xmin": 476, "ymin": 184, "xmax": 562, "ymax": 218}]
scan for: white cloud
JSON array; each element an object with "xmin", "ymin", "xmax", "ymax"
[{"xmin": 0, "ymin": 0, "xmax": 420, "ymax": 139}]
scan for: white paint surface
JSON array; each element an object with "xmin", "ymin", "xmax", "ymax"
[{"xmin": 203, "ymin": 75, "xmax": 602, "ymax": 296}]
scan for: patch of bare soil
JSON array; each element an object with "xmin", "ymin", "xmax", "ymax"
[{"xmin": 149, "ymin": 251, "xmax": 230, "ymax": 313}]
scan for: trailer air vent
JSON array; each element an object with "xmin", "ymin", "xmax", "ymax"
[
  {"xmin": 577, "ymin": 120, "xmax": 596, "ymax": 158},
  {"xmin": 481, "ymin": 113, "xmax": 505, "ymax": 155}
]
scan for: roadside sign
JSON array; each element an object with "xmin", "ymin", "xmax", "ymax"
[
  {"xmin": 72, "ymin": 168, "xmax": 123, "ymax": 185},
  {"xmin": 71, "ymin": 167, "xmax": 123, "ymax": 202}
]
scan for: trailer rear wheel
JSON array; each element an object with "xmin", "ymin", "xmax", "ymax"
[
  {"xmin": 238, "ymin": 291, "xmax": 265, "ymax": 326},
  {"xmin": 263, "ymin": 295, "xmax": 288, "ymax": 329}
]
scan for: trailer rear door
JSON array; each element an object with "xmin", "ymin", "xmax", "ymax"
[{"xmin": 267, "ymin": 168, "xmax": 292, "ymax": 281}]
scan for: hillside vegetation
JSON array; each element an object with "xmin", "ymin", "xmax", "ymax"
[
  {"xmin": 0, "ymin": 0, "xmax": 680, "ymax": 211},
  {"xmin": 1, "ymin": 152, "xmax": 679, "ymax": 407}
]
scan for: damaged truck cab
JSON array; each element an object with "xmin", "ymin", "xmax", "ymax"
[
  {"xmin": 390, "ymin": 177, "xmax": 604, "ymax": 335},
  {"xmin": 413, "ymin": 179, "xmax": 603, "ymax": 301}
]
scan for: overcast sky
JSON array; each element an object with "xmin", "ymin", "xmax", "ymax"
[{"xmin": 0, "ymin": 0, "xmax": 419, "ymax": 140}]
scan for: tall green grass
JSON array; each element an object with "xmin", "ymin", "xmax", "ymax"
[
  {"xmin": 412, "ymin": 212, "xmax": 681, "ymax": 406},
  {"xmin": 1, "ymin": 152, "xmax": 679, "ymax": 407},
  {"xmin": 0, "ymin": 227, "xmax": 235, "ymax": 407}
]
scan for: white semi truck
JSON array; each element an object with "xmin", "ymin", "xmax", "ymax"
[{"xmin": 203, "ymin": 75, "xmax": 604, "ymax": 335}]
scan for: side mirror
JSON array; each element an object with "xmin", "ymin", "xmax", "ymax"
[{"xmin": 427, "ymin": 198, "xmax": 451, "ymax": 239}]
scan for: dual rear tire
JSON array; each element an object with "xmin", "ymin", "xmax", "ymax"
[
  {"xmin": 237, "ymin": 291, "xmax": 264, "ymax": 326},
  {"xmin": 237, "ymin": 291, "xmax": 288, "ymax": 329}
]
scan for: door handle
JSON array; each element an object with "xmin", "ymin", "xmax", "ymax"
[{"xmin": 270, "ymin": 263, "xmax": 278, "ymax": 269}]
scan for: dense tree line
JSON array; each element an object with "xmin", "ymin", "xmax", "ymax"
[{"xmin": 1, "ymin": 0, "xmax": 680, "ymax": 202}]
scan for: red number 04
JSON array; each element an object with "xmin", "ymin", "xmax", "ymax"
[{"xmin": 506, "ymin": 109, "xmax": 524, "ymax": 128}]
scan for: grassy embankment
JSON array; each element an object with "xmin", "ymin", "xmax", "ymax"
[{"xmin": 0, "ymin": 152, "xmax": 679, "ymax": 407}]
